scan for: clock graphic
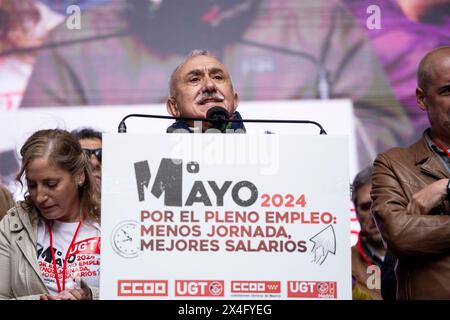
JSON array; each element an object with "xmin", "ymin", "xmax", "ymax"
[{"xmin": 111, "ymin": 220, "xmax": 140, "ymax": 258}]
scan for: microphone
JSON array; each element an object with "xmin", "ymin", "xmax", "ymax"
[{"xmin": 206, "ymin": 106, "xmax": 229, "ymax": 129}]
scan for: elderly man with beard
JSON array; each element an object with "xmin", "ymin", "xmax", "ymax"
[
  {"xmin": 371, "ymin": 46, "xmax": 450, "ymax": 300},
  {"xmin": 166, "ymin": 50, "xmax": 246, "ymax": 133}
]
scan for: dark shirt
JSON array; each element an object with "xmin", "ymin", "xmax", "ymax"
[
  {"xmin": 424, "ymin": 130, "xmax": 450, "ymax": 173},
  {"xmin": 381, "ymin": 249, "xmax": 397, "ymax": 300},
  {"xmin": 166, "ymin": 111, "xmax": 246, "ymax": 133}
]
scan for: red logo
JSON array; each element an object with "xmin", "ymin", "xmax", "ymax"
[
  {"xmin": 68, "ymin": 237, "xmax": 100, "ymax": 255},
  {"xmin": 287, "ymin": 281, "xmax": 337, "ymax": 298},
  {"xmin": 117, "ymin": 280, "xmax": 168, "ymax": 296},
  {"xmin": 231, "ymin": 281, "xmax": 280, "ymax": 294},
  {"xmin": 175, "ymin": 280, "xmax": 224, "ymax": 297}
]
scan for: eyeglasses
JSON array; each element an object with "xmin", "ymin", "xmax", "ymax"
[
  {"xmin": 357, "ymin": 201, "xmax": 372, "ymax": 211},
  {"xmin": 83, "ymin": 148, "xmax": 102, "ymax": 162}
]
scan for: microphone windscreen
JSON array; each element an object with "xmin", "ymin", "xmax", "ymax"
[{"xmin": 206, "ymin": 106, "xmax": 229, "ymax": 120}]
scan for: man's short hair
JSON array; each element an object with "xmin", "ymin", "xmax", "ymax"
[
  {"xmin": 417, "ymin": 46, "xmax": 450, "ymax": 93},
  {"xmin": 169, "ymin": 49, "xmax": 215, "ymax": 98},
  {"xmin": 351, "ymin": 165, "xmax": 373, "ymax": 208},
  {"xmin": 71, "ymin": 127, "xmax": 102, "ymax": 141}
]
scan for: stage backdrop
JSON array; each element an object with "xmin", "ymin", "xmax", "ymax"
[
  {"xmin": 100, "ymin": 133, "xmax": 351, "ymax": 299},
  {"xmin": 3, "ymin": 0, "xmax": 447, "ymax": 169}
]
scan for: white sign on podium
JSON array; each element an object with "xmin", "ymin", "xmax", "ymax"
[{"xmin": 100, "ymin": 133, "xmax": 351, "ymax": 299}]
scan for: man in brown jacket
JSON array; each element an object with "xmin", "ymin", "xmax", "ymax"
[{"xmin": 371, "ymin": 46, "xmax": 450, "ymax": 299}]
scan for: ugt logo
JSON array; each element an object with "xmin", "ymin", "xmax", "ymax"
[{"xmin": 134, "ymin": 158, "xmax": 258, "ymax": 207}]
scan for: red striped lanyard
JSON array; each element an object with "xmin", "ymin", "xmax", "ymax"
[
  {"xmin": 47, "ymin": 220, "xmax": 83, "ymax": 293},
  {"xmin": 433, "ymin": 139, "xmax": 450, "ymax": 157},
  {"xmin": 357, "ymin": 234, "xmax": 373, "ymax": 267}
]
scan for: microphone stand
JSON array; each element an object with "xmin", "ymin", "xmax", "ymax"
[{"xmin": 117, "ymin": 114, "xmax": 327, "ymax": 135}]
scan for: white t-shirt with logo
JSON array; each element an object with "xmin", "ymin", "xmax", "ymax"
[{"xmin": 36, "ymin": 219, "xmax": 101, "ymax": 296}]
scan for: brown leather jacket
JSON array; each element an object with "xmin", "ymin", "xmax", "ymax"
[{"xmin": 371, "ymin": 134, "xmax": 450, "ymax": 299}]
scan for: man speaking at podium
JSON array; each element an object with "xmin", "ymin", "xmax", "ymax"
[{"xmin": 165, "ymin": 50, "xmax": 246, "ymax": 134}]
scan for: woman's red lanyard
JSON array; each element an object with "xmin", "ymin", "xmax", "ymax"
[
  {"xmin": 433, "ymin": 139, "xmax": 450, "ymax": 157},
  {"xmin": 47, "ymin": 219, "xmax": 83, "ymax": 293},
  {"xmin": 357, "ymin": 234, "xmax": 373, "ymax": 267}
]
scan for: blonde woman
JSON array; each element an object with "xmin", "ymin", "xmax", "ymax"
[{"xmin": 0, "ymin": 129, "xmax": 100, "ymax": 299}]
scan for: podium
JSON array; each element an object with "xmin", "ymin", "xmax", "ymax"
[
  {"xmin": 100, "ymin": 133, "xmax": 351, "ymax": 299},
  {"xmin": 0, "ymin": 99, "xmax": 355, "ymax": 299}
]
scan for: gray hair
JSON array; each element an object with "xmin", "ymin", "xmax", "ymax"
[
  {"xmin": 168, "ymin": 49, "xmax": 215, "ymax": 98},
  {"xmin": 351, "ymin": 165, "xmax": 373, "ymax": 207}
]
